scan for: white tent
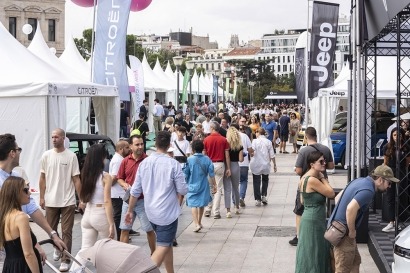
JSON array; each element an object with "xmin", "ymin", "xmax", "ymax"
[
  {"xmin": 319, "ymin": 57, "xmax": 410, "ymax": 98},
  {"xmin": 0, "ymin": 22, "xmax": 119, "ymax": 188}
]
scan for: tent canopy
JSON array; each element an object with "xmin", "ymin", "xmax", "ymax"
[{"xmin": 0, "ymin": 22, "xmax": 119, "ymax": 188}]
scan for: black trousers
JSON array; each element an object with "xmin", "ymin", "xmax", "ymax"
[{"xmin": 111, "ymin": 198, "xmax": 123, "ymax": 240}]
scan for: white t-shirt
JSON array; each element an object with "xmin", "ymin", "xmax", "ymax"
[
  {"xmin": 109, "ymin": 152, "xmax": 126, "ymax": 198},
  {"xmin": 172, "ymin": 139, "xmax": 191, "ymax": 157},
  {"xmin": 202, "ymin": 120, "xmax": 211, "ymax": 134},
  {"xmin": 238, "ymin": 132, "xmax": 252, "ymax": 167},
  {"xmin": 40, "ymin": 149, "xmax": 80, "ymax": 207}
]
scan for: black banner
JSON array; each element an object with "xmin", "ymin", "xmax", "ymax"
[
  {"xmin": 295, "ymin": 48, "xmax": 306, "ymax": 104},
  {"xmin": 361, "ymin": 0, "xmax": 410, "ymax": 43},
  {"xmin": 308, "ymin": 1, "xmax": 339, "ymax": 99}
]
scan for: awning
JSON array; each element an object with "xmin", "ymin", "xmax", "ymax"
[{"xmin": 264, "ymin": 95, "xmax": 297, "ymax": 100}]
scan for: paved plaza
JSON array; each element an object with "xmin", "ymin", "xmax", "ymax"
[{"xmin": 32, "ymin": 146, "xmax": 380, "ymax": 273}]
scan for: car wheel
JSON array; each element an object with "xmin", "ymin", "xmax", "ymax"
[{"xmin": 341, "ymin": 152, "xmax": 345, "ymax": 166}]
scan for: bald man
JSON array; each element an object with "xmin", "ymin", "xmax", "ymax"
[{"xmin": 39, "ymin": 128, "xmax": 81, "ymax": 272}]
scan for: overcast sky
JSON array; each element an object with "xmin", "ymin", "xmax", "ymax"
[{"xmin": 65, "ymin": 0, "xmax": 351, "ymax": 48}]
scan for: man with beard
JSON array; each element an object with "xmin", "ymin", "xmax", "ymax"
[
  {"xmin": 330, "ymin": 165, "xmax": 399, "ymax": 272},
  {"xmin": 0, "ymin": 133, "xmax": 66, "ymax": 271},
  {"xmin": 39, "ymin": 128, "xmax": 81, "ymax": 271}
]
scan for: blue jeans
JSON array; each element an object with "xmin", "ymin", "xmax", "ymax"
[
  {"xmin": 120, "ymin": 126, "xmax": 128, "ymax": 138},
  {"xmin": 239, "ymin": 166, "xmax": 249, "ymax": 199}
]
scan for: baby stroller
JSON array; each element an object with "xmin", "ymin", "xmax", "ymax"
[{"xmin": 40, "ymin": 238, "xmax": 160, "ymax": 273}]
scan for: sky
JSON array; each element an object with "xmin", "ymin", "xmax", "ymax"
[{"xmin": 65, "ymin": 0, "xmax": 351, "ymax": 48}]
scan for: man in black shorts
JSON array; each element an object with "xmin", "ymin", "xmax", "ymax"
[
  {"xmin": 289, "ymin": 126, "xmax": 334, "ymax": 246},
  {"xmin": 278, "ymin": 110, "xmax": 290, "ymax": 153}
]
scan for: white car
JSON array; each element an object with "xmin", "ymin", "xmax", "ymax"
[{"xmin": 392, "ymin": 225, "xmax": 410, "ymax": 272}]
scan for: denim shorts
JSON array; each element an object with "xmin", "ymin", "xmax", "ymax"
[
  {"xmin": 120, "ymin": 199, "xmax": 153, "ymax": 232},
  {"xmin": 150, "ymin": 219, "xmax": 178, "ymax": 247}
]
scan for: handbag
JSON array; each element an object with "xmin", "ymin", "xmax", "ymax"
[
  {"xmin": 290, "ymin": 129, "xmax": 296, "ymax": 136},
  {"xmin": 324, "ymin": 220, "xmax": 348, "ymax": 247}
]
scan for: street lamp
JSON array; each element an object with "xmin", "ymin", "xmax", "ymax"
[
  {"xmin": 237, "ymin": 77, "xmax": 243, "ymax": 102},
  {"xmin": 248, "ymin": 81, "xmax": 256, "ymax": 105},
  {"xmin": 214, "ymin": 71, "xmax": 221, "ymax": 108},
  {"xmin": 186, "ymin": 61, "xmax": 195, "ymax": 121},
  {"xmin": 224, "ymin": 66, "xmax": 232, "ymax": 107},
  {"xmin": 173, "ymin": 56, "xmax": 183, "ymax": 110}
]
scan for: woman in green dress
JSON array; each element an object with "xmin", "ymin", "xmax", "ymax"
[{"xmin": 295, "ymin": 151, "xmax": 335, "ymax": 273}]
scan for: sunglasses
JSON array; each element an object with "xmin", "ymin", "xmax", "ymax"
[
  {"xmin": 23, "ymin": 187, "xmax": 30, "ymax": 194},
  {"xmin": 12, "ymin": 147, "xmax": 22, "ymax": 153},
  {"xmin": 318, "ymin": 159, "xmax": 326, "ymax": 165},
  {"xmin": 383, "ymin": 178, "xmax": 392, "ymax": 186}
]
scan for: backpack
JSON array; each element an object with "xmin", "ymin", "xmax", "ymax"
[{"xmin": 130, "ymin": 121, "xmax": 143, "ymax": 136}]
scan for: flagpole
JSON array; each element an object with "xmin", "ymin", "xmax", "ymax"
[
  {"xmin": 88, "ymin": 0, "xmax": 97, "ymax": 134},
  {"xmin": 305, "ymin": 0, "xmax": 311, "ymax": 126}
]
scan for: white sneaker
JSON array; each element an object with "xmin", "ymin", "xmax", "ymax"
[
  {"xmin": 261, "ymin": 196, "xmax": 268, "ymax": 205},
  {"xmin": 382, "ymin": 222, "xmax": 395, "ymax": 232},
  {"xmin": 226, "ymin": 212, "xmax": 232, "ymax": 218},
  {"xmin": 59, "ymin": 262, "xmax": 70, "ymax": 272},
  {"xmin": 53, "ymin": 249, "xmax": 61, "ymax": 261},
  {"xmin": 255, "ymin": 200, "xmax": 261, "ymax": 207}
]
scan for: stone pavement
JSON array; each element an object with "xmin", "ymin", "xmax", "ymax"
[{"xmin": 32, "ymin": 147, "xmax": 380, "ymax": 273}]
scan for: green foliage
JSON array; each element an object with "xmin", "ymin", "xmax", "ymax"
[{"xmin": 226, "ymin": 59, "xmax": 296, "ymax": 104}]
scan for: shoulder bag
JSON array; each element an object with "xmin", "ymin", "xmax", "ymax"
[
  {"xmin": 174, "ymin": 141, "xmax": 187, "ymax": 163},
  {"xmin": 324, "ymin": 183, "xmax": 351, "ymax": 247}
]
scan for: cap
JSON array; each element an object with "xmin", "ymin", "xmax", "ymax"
[{"xmin": 371, "ymin": 165, "xmax": 400, "ymax": 183}]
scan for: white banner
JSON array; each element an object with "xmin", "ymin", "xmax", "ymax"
[
  {"xmin": 129, "ymin": 55, "xmax": 145, "ymax": 118},
  {"xmin": 92, "ymin": 0, "xmax": 131, "ymax": 101}
]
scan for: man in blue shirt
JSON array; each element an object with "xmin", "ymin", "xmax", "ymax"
[
  {"xmin": 329, "ymin": 165, "xmax": 398, "ymax": 272},
  {"xmin": 261, "ymin": 113, "xmax": 278, "ymax": 144},
  {"xmin": 0, "ymin": 133, "xmax": 66, "ymax": 271}
]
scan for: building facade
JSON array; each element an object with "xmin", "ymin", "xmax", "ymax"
[{"xmin": 0, "ymin": 0, "xmax": 65, "ymax": 55}]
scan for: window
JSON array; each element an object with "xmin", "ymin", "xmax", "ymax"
[
  {"xmin": 9, "ymin": 17, "xmax": 17, "ymax": 38},
  {"xmin": 218, "ymin": 63, "xmax": 221, "ymax": 70},
  {"xmin": 278, "ymin": 65, "xmax": 281, "ymax": 72},
  {"xmin": 28, "ymin": 18, "xmax": 37, "ymax": 40},
  {"xmin": 48, "ymin": 19, "xmax": 56, "ymax": 42},
  {"xmin": 206, "ymin": 63, "xmax": 209, "ymax": 70},
  {"xmin": 283, "ymin": 65, "xmax": 287, "ymax": 72}
]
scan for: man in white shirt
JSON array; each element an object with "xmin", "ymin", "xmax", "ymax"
[
  {"xmin": 39, "ymin": 128, "xmax": 81, "ymax": 272},
  {"xmin": 109, "ymin": 139, "xmax": 131, "ymax": 240},
  {"xmin": 202, "ymin": 113, "xmax": 212, "ymax": 135},
  {"xmin": 152, "ymin": 98, "xmax": 164, "ymax": 136}
]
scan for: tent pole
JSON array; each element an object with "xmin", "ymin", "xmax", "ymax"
[{"xmin": 88, "ymin": 0, "xmax": 97, "ymax": 134}]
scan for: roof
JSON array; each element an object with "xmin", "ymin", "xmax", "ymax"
[{"xmin": 224, "ymin": 47, "xmax": 261, "ymax": 56}]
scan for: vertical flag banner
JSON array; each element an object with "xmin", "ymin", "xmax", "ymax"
[
  {"xmin": 308, "ymin": 1, "xmax": 339, "ymax": 99},
  {"xmin": 92, "ymin": 0, "xmax": 132, "ymax": 101},
  {"xmin": 181, "ymin": 70, "xmax": 190, "ymax": 105},
  {"xmin": 129, "ymin": 55, "xmax": 144, "ymax": 117},
  {"xmin": 295, "ymin": 48, "xmax": 306, "ymax": 104},
  {"xmin": 212, "ymin": 75, "xmax": 218, "ymax": 103}
]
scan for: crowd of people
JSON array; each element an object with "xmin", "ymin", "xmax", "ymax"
[{"xmin": 0, "ymin": 99, "xmax": 403, "ymax": 273}]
